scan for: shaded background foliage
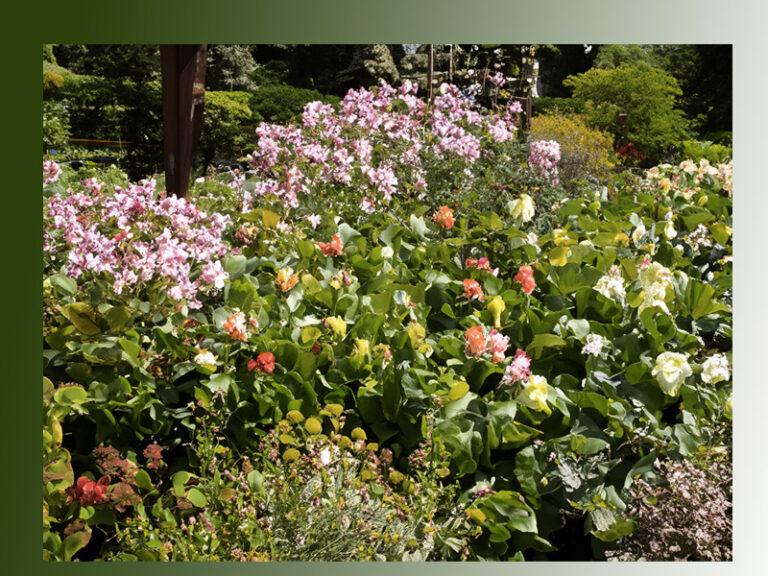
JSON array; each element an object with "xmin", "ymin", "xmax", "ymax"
[{"xmin": 43, "ymin": 43, "xmax": 731, "ymax": 177}]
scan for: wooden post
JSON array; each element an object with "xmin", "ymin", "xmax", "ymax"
[
  {"xmin": 427, "ymin": 44, "xmax": 434, "ymax": 101},
  {"xmin": 160, "ymin": 44, "xmax": 207, "ymax": 198},
  {"xmin": 448, "ymin": 44, "xmax": 454, "ymax": 83}
]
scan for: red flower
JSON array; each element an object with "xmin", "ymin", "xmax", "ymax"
[
  {"xmin": 247, "ymin": 358, "xmax": 258, "ymax": 372},
  {"xmin": 317, "ymin": 234, "xmax": 343, "ymax": 256},
  {"xmin": 254, "ymin": 352, "xmax": 276, "ymax": 374},
  {"xmin": 66, "ymin": 475, "xmax": 111, "ymax": 506},
  {"xmin": 514, "ymin": 265, "xmax": 536, "ymax": 295}
]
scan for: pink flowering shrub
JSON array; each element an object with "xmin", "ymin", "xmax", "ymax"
[
  {"xmin": 243, "ymin": 81, "xmax": 523, "ymax": 214},
  {"xmin": 527, "ymin": 140, "xmax": 561, "ymax": 185},
  {"xmin": 44, "ymin": 177, "xmax": 231, "ymax": 308}
]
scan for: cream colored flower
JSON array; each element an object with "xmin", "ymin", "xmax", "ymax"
[
  {"xmin": 194, "ymin": 349, "xmax": 217, "ymax": 370},
  {"xmin": 508, "ymin": 193, "xmax": 535, "ymax": 223},
  {"xmin": 594, "ymin": 265, "xmax": 626, "ymax": 303},
  {"xmin": 701, "ymin": 354, "xmax": 730, "ymax": 384},
  {"xmin": 652, "ymin": 351, "xmax": 692, "ymax": 396}
]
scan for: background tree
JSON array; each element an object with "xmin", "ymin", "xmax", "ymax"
[
  {"xmin": 206, "ymin": 45, "xmax": 257, "ymax": 92},
  {"xmin": 564, "ymin": 62, "xmax": 689, "ymax": 164}
]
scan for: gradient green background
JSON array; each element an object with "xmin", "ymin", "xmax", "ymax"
[{"xmin": 9, "ymin": 0, "xmax": 766, "ymax": 573}]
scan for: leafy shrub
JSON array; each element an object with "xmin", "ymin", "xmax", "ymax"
[
  {"xmin": 564, "ymin": 62, "xmax": 689, "ymax": 164},
  {"xmin": 250, "ymin": 84, "xmax": 340, "ymax": 124},
  {"xmin": 199, "ymin": 91, "xmax": 257, "ymax": 168},
  {"xmin": 532, "ymin": 97, "xmax": 585, "ymax": 117},
  {"xmin": 680, "ymin": 140, "xmax": 731, "ymax": 165},
  {"xmin": 43, "ymin": 100, "xmax": 71, "ymax": 150},
  {"xmin": 530, "ymin": 113, "xmax": 615, "ymax": 188}
]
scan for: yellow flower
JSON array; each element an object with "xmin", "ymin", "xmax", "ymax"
[
  {"xmin": 353, "ymin": 339, "xmax": 370, "ymax": 357},
  {"xmin": 326, "ymin": 316, "xmax": 347, "ymax": 339},
  {"xmin": 330, "ymin": 276, "xmax": 343, "ymax": 290},
  {"xmin": 517, "ymin": 375, "xmax": 551, "ymax": 415},
  {"xmin": 487, "ymin": 296, "xmax": 505, "ymax": 329},
  {"xmin": 407, "ymin": 322, "xmax": 426, "ymax": 348},
  {"xmin": 552, "ymin": 228, "xmax": 570, "ymax": 246}
]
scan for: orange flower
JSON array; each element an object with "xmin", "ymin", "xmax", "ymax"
[
  {"xmin": 317, "ymin": 234, "xmax": 343, "ymax": 256},
  {"xmin": 463, "ymin": 278, "xmax": 485, "ymax": 302},
  {"xmin": 433, "ymin": 206, "xmax": 455, "ymax": 230},
  {"xmin": 276, "ymin": 268, "xmax": 299, "ymax": 292},
  {"xmin": 464, "ymin": 325, "xmax": 487, "ymax": 358},
  {"xmin": 222, "ymin": 311, "xmax": 247, "ymax": 341},
  {"xmin": 514, "ymin": 265, "xmax": 536, "ymax": 295}
]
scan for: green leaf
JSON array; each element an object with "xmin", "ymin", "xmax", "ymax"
[
  {"xmin": 526, "ymin": 334, "xmax": 567, "ymax": 359},
  {"xmin": 409, "ymin": 214, "xmax": 429, "ymax": 240},
  {"xmin": 682, "ymin": 279, "xmax": 729, "ymax": 320},
  {"xmin": 48, "ymin": 273, "xmax": 77, "ymax": 296},
  {"xmin": 59, "ymin": 302, "xmax": 104, "ymax": 335},
  {"xmin": 337, "ymin": 222, "xmax": 361, "ymax": 245},
  {"xmin": 447, "ymin": 381, "xmax": 470, "ymax": 401},
  {"xmin": 300, "ymin": 326, "xmax": 322, "ymax": 344},
  {"xmin": 63, "ymin": 527, "xmax": 92, "ymax": 561},
  {"xmin": 134, "ymin": 469, "xmax": 153, "ymax": 491},
  {"xmin": 172, "ymin": 471, "xmax": 191, "ymax": 497},
  {"xmin": 383, "ymin": 370, "xmax": 402, "ymax": 421},
  {"xmin": 247, "ymin": 470, "xmax": 265, "ymax": 493},
  {"xmin": 566, "ymin": 318, "xmax": 591, "ymax": 340},
  {"xmin": 105, "ymin": 306, "xmax": 131, "ymax": 331},
  {"xmin": 223, "ymin": 255, "xmax": 247, "ymax": 282},
  {"xmin": 186, "ymin": 487, "xmax": 207, "ymax": 508},
  {"xmin": 54, "ymin": 386, "xmax": 88, "ymax": 406},
  {"xmin": 228, "ymin": 276, "xmax": 257, "ymax": 312}
]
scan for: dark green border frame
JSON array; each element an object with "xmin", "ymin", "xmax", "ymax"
[{"xmin": 8, "ymin": 1, "xmax": 766, "ymax": 574}]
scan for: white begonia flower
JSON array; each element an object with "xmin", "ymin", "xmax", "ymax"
[
  {"xmin": 664, "ymin": 220, "xmax": 677, "ymax": 239},
  {"xmin": 319, "ymin": 448, "xmax": 331, "ymax": 466},
  {"xmin": 304, "ymin": 214, "xmax": 322, "ymax": 228},
  {"xmin": 637, "ymin": 261, "xmax": 674, "ymax": 315},
  {"xmin": 508, "ymin": 193, "xmax": 535, "ymax": 223},
  {"xmin": 632, "ymin": 224, "xmax": 646, "ymax": 245},
  {"xmin": 194, "ymin": 350, "xmax": 217, "ymax": 369},
  {"xmin": 581, "ymin": 333, "xmax": 605, "ymax": 356},
  {"xmin": 679, "ymin": 159, "xmax": 697, "ymax": 174},
  {"xmin": 652, "ymin": 351, "xmax": 692, "ymax": 396},
  {"xmin": 593, "ymin": 264, "xmax": 626, "ymax": 303},
  {"xmin": 701, "ymin": 354, "xmax": 730, "ymax": 384}
]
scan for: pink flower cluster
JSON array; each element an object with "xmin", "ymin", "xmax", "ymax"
[
  {"xmin": 43, "ymin": 159, "xmax": 61, "ymax": 185},
  {"xmin": 528, "ymin": 140, "xmax": 561, "ymax": 185},
  {"xmin": 244, "ymin": 81, "xmax": 521, "ymax": 212},
  {"xmin": 501, "ymin": 349, "xmax": 532, "ymax": 385},
  {"xmin": 44, "ymin": 178, "xmax": 231, "ymax": 309}
]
